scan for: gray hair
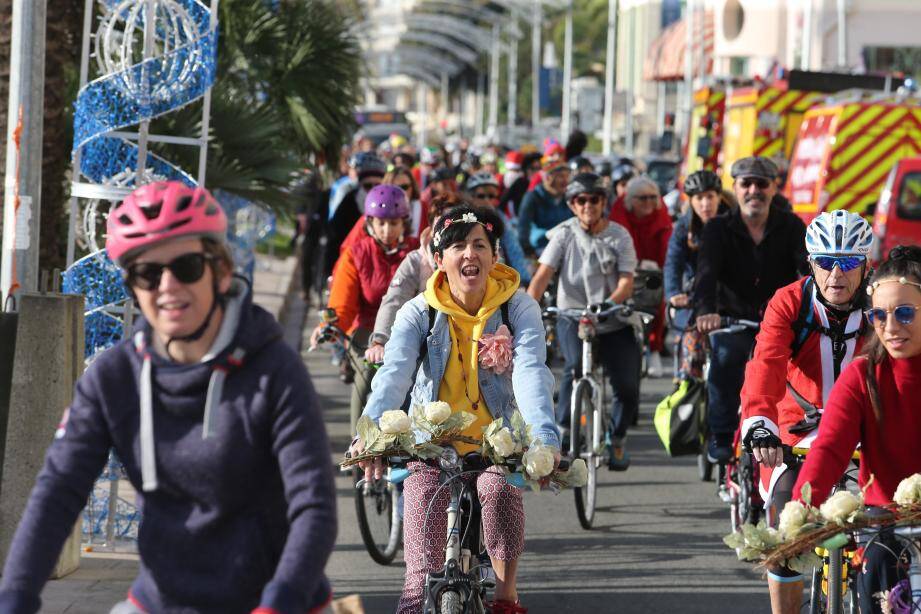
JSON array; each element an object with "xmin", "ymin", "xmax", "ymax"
[{"xmin": 625, "ymin": 176, "xmax": 660, "ymax": 203}]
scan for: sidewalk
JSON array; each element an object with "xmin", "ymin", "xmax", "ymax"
[{"xmin": 37, "ymin": 254, "xmax": 302, "ymax": 614}]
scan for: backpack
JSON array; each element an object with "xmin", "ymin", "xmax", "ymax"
[{"xmin": 654, "ymin": 377, "xmax": 707, "ymax": 457}]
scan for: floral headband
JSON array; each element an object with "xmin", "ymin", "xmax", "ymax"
[
  {"xmin": 432, "ymin": 212, "xmax": 494, "ymax": 248},
  {"xmin": 866, "ymin": 276, "xmax": 921, "ymax": 296}
]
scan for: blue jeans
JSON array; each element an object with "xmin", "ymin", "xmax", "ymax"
[
  {"xmin": 706, "ymin": 328, "xmax": 757, "ymax": 437},
  {"xmin": 555, "ymin": 318, "xmax": 641, "ymax": 440}
]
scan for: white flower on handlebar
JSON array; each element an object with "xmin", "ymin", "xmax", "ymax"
[
  {"xmin": 566, "ymin": 458, "xmax": 588, "ymax": 487},
  {"xmin": 487, "ymin": 427, "xmax": 517, "ymax": 458},
  {"xmin": 522, "ymin": 442, "xmax": 554, "ymax": 479},
  {"xmin": 379, "ymin": 410, "xmax": 412, "ymax": 434},
  {"xmin": 423, "ymin": 401, "xmax": 452, "ymax": 425},
  {"xmin": 778, "ymin": 500, "xmax": 811, "ymax": 538},
  {"xmin": 893, "ymin": 473, "xmax": 921, "ymax": 506},
  {"xmin": 820, "ymin": 490, "xmax": 862, "ymax": 525}
]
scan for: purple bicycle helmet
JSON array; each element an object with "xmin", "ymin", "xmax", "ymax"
[{"xmin": 365, "ymin": 184, "xmax": 410, "ymax": 219}]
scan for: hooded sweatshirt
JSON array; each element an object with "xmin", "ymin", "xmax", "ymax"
[
  {"xmin": 0, "ymin": 281, "xmax": 336, "ymax": 614},
  {"xmin": 424, "ymin": 264, "xmax": 520, "ymax": 454}
]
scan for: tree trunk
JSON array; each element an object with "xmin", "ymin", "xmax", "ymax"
[{"xmin": 40, "ymin": 0, "xmax": 84, "ymax": 270}]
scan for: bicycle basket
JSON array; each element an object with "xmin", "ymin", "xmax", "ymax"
[{"xmin": 654, "ymin": 377, "xmax": 706, "ymax": 457}]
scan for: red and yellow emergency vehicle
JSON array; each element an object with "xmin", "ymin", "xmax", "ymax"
[
  {"xmin": 786, "ymin": 93, "xmax": 921, "ymax": 223},
  {"xmin": 685, "ymin": 86, "xmax": 726, "ymax": 175}
]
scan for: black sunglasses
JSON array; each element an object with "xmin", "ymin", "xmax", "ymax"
[
  {"xmin": 739, "ymin": 177, "xmax": 770, "ymax": 190},
  {"xmin": 360, "ymin": 181, "xmax": 380, "ymax": 191},
  {"xmin": 127, "ymin": 252, "xmax": 213, "ymax": 290},
  {"xmin": 395, "ymin": 182, "xmax": 413, "ymax": 192}
]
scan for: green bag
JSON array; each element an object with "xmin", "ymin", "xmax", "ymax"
[{"xmin": 654, "ymin": 377, "xmax": 707, "ymax": 457}]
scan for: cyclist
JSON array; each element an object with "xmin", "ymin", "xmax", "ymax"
[
  {"xmin": 517, "ymin": 158, "xmax": 572, "ymax": 258},
  {"xmin": 499, "ymin": 151, "xmax": 541, "ymax": 222},
  {"xmin": 664, "ymin": 170, "xmax": 730, "ymax": 379},
  {"xmin": 337, "ymin": 166, "xmax": 424, "ymax": 255},
  {"xmin": 414, "ymin": 145, "xmax": 443, "ymax": 189},
  {"xmin": 739, "ymin": 210, "xmax": 873, "ymax": 614},
  {"xmin": 324, "ymin": 153, "xmax": 387, "ymax": 279},
  {"xmin": 527, "ymin": 173, "xmax": 639, "ymax": 470},
  {"xmin": 352, "ymin": 203, "xmax": 559, "ymax": 614},
  {"xmin": 568, "ymin": 155, "xmax": 595, "ymax": 175},
  {"xmin": 794, "ymin": 245, "xmax": 921, "ymax": 614},
  {"xmin": 364, "ymin": 193, "xmax": 461, "ymax": 364},
  {"xmin": 609, "ymin": 163, "xmax": 637, "ymax": 203},
  {"xmin": 694, "ymin": 156, "xmax": 808, "ymax": 463},
  {"xmin": 466, "ymin": 171, "xmax": 532, "ymax": 284},
  {"xmin": 0, "ymin": 182, "xmax": 336, "ymax": 614},
  {"xmin": 420, "ymin": 166, "xmax": 457, "ymax": 213},
  {"xmin": 310, "ymin": 185, "xmax": 419, "ymax": 427},
  {"xmin": 610, "ymin": 176, "xmax": 673, "ymax": 377}
]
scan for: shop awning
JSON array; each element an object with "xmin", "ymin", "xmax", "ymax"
[{"xmin": 643, "ymin": 11, "xmax": 714, "ymax": 82}]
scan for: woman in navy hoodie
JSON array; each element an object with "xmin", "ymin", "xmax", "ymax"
[{"xmin": 0, "ymin": 182, "xmax": 337, "ymax": 614}]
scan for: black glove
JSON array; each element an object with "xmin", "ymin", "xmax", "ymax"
[{"xmin": 742, "ymin": 420, "xmax": 782, "ymax": 452}]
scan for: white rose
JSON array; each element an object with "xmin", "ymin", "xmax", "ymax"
[
  {"xmin": 488, "ymin": 428, "xmax": 517, "ymax": 458},
  {"xmin": 819, "ymin": 491, "xmax": 861, "ymax": 524},
  {"xmin": 379, "ymin": 410, "xmax": 411, "ymax": 434},
  {"xmin": 424, "ymin": 401, "xmax": 452, "ymax": 425},
  {"xmin": 778, "ymin": 500, "xmax": 810, "ymax": 538},
  {"xmin": 567, "ymin": 458, "xmax": 588, "ymax": 487},
  {"xmin": 894, "ymin": 474, "xmax": 921, "ymax": 506},
  {"xmin": 522, "ymin": 443, "xmax": 554, "ymax": 479}
]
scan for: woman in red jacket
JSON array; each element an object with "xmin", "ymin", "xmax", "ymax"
[
  {"xmin": 793, "ymin": 245, "xmax": 921, "ymax": 614},
  {"xmin": 609, "ymin": 176, "xmax": 672, "ymax": 376},
  {"xmin": 310, "ymin": 184, "xmax": 419, "ymax": 431}
]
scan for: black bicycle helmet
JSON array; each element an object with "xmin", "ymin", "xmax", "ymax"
[
  {"xmin": 596, "ymin": 159, "xmax": 613, "ymax": 177},
  {"xmin": 565, "ymin": 172, "xmax": 608, "ymax": 202},
  {"xmin": 568, "ymin": 156, "xmax": 594, "ymax": 173},
  {"xmin": 610, "ymin": 163, "xmax": 636, "ymax": 185},
  {"xmin": 683, "ymin": 170, "xmax": 722, "ymax": 196}
]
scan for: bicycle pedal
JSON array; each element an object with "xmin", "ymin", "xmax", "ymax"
[{"xmin": 717, "ymin": 487, "xmax": 734, "ymax": 504}]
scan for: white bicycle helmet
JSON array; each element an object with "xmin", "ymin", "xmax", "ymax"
[
  {"xmin": 805, "ymin": 210, "xmax": 874, "ymax": 257},
  {"xmin": 466, "ymin": 171, "xmax": 499, "ymax": 191}
]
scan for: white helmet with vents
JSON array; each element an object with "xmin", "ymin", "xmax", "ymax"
[{"xmin": 805, "ymin": 210, "xmax": 874, "ymax": 256}]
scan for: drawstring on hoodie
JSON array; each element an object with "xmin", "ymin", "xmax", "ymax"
[
  {"xmin": 202, "ymin": 348, "xmax": 246, "ymax": 438},
  {"xmin": 134, "ymin": 332, "xmax": 159, "ymax": 492}
]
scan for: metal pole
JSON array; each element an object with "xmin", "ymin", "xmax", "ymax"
[
  {"xmin": 531, "ymin": 0, "xmax": 541, "ymax": 130},
  {"xmin": 197, "ymin": 0, "xmax": 220, "ymax": 185},
  {"xmin": 476, "ymin": 73, "xmax": 486, "ymax": 137},
  {"xmin": 134, "ymin": 0, "xmax": 158, "ymax": 184},
  {"xmin": 560, "ymin": 0, "xmax": 573, "ymax": 141},
  {"xmin": 656, "ymin": 81, "xmax": 666, "ymax": 137},
  {"xmin": 508, "ymin": 10, "xmax": 518, "ymax": 133},
  {"xmin": 601, "ymin": 0, "xmax": 617, "ymax": 155},
  {"xmin": 418, "ymin": 84, "xmax": 428, "ymax": 148},
  {"xmin": 66, "ymin": 0, "xmax": 96, "ymax": 268},
  {"xmin": 836, "ymin": 0, "xmax": 847, "ymax": 68},
  {"xmin": 698, "ymin": 0, "xmax": 706, "ymax": 83},
  {"xmin": 682, "ymin": 0, "xmax": 694, "ymax": 147},
  {"xmin": 488, "ymin": 23, "xmax": 501, "ymax": 138},
  {"xmin": 1, "ymin": 0, "xmax": 48, "ymax": 307},
  {"xmin": 441, "ymin": 71, "xmax": 450, "ymax": 130},
  {"xmin": 802, "ymin": 0, "xmax": 814, "ymax": 70}
]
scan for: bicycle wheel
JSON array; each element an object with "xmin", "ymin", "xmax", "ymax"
[
  {"xmin": 439, "ymin": 589, "xmax": 463, "ymax": 614},
  {"xmin": 738, "ymin": 453, "xmax": 760, "ymax": 525},
  {"xmin": 354, "ymin": 469, "xmax": 402, "ymax": 565},
  {"xmin": 572, "ymin": 380, "xmax": 597, "ymax": 530}
]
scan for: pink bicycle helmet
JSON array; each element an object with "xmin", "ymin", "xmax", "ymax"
[
  {"xmin": 106, "ymin": 181, "xmax": 228, "ymax": 265},
  {"xmin": 364, "ymin": 184, "xmax": 410, "ymax": 219}
]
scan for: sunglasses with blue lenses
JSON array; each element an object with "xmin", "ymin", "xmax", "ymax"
[
  {"xmin": 865, "ymin": 304, "xmax": 921, "ymax": 327},
  {"xmin": 811, "ymin": 255, "xmax": 866, "ymax": 273}
]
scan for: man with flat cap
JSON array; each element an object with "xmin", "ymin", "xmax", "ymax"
[{"xmin": 693, "ymin": 156, "xmax": 808, "ymax": 463}]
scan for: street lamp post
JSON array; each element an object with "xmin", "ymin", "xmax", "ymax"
[
  {"xmin": 488, "ymin": 23, "xmax": 501, "ymax": 137},
  {"xmin": 602, "ymin": 0, "xmax": 617, "ymax": 155},
  {"xmin": 561, "ymin": 0, "xmax": 573, "ymax": 141},
  {"xmin": 508, "ymin": 11, "xmax": 519, "ymax": 134},
  {"xmin": 1, "ymin": 0, "xmax": 48, "ymax": 307},
  {"xmin": 531, "ymin": 0, "xmax": 541, "ymax": 130}
]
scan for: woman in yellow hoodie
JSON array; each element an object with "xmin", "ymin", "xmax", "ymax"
[{"xmin": 353, "ymin": 204, "xmax": 560, "ymax": 614}]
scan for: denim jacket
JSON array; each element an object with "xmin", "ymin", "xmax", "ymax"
[{"xmin": 363, "ymin": 289, "xmax": 561, "ymax": 449}]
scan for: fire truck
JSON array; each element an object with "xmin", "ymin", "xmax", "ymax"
[
  {"xmin": 872, "ymin": 156, "xmax": 921, "ymax": 263},
  {"xmin": 786, "ymin": 92, "xmax": 921, "ymax": 224},
  {"xmin": 684, "ymin": 86, "xmax": 726, "ymax": 175}
]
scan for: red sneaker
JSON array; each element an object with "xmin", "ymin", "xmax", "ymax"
[{"xmin": 486, "ymin": 599, "xmax": 527, "ymax": 614}]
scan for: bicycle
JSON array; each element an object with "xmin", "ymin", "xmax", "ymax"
[
  {"xmin": 697, "ymin": 317, "xmax": 760, "ymax": 485},
  {"xmin": 314, "ymin": 312, "xmax": 402, "ymax": 566},
  {"xmin": 386, "ymin": 448, "xmax": 569, "ymax": 613},
  {"xmin": 543, "ymin": 302, "xmax": 653, "ymax": 530}
]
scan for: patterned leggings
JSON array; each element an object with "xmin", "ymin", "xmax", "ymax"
[{"xmin": 397, "ymin": 461, "xmax": 525, "ymax": 614}]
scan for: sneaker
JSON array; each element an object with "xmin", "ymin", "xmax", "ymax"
[
  {"xmin": 339, "ymin": 360, "xmax": 354, "ymax": 384},
  {"xmin": 647, "ymin": 351, "xmax": 663, "ymax": 378},
  {"xmin": 608, "ymin": 439, "xmax": 630, "ymax": 471},
  {"xmin": 486, "ymin": 600, "xmax": 528, "ymax": 614},
  {"xmin": 707, "ymin": 433, "xmax": 733, "ymax": 463}
]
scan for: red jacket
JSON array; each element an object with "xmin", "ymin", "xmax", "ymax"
[
  {"xmin": 328, "ymin": 233, "xmax": 419, "ymax": 332},
  {"xmin": 794, "ymin": 354, "xmax": 921, "ymax": 506},
  {"xmin": 740, "ymin": 280, "xmax": 866, "ymax": 446},
  {"xmin": 608, "ymin": 197, "xmax": 672, "ymax": 267}
]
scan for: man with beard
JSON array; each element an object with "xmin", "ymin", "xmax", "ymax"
[{"xmin": 693, "ymin": 156, "xmax": 808, "ymax": 462}]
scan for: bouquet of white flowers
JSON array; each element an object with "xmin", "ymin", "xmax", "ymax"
[
  {"xmin": 341, "ymin": 412, "xmax": 416, "ymax": 468},
  {"xmin": 409, "ymin": 402, "xmax": 480, "ymax": 459}
]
